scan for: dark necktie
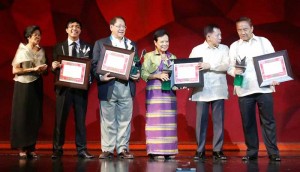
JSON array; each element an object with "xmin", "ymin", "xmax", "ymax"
[{"xmin": 71, "ymin": 42, "xmax": 77, "ymax": 57}]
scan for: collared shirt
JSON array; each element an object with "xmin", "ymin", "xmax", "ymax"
[
  {"xmin": 68, "ymin": 38, "xmax": 80, "ymax": 56},
  {"xmin": 227, "ymin": 34, "xmax": 275, "ymax": 97},
  {"xmin": 189, "ymin": 41, "xmax": 229, "ymax": 102},
  {"xmin": 141, "ymin": 50, "xmax": 176, "ymax": 82},
  {"xmin": 110, "ymin": 35, "xmax": 126, "ymax": 49},
  {"xmin": 12, "ymin": 43, "xmax": 46, "ymax": 83}
]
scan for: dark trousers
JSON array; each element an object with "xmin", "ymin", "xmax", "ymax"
[
  {"xmin": 53, "ymin": 88, "xmax": 88, "ymax": 153},
  {"xmin": 195, "ymin": 99, "xmax": 225, "ymax": 152},
  {"xmin": 238, "ymin": 93, "xmax": 279, "ymax": 157},
  {"xmin": 20, "ymin": 144, "xmax": 36, "ymax": 152}
]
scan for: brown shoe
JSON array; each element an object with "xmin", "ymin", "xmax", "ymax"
[
  {"xmin": 118, "ymin": 149, "xmax": 134, "ymax": 159},
  {"xmin": 19, "ymin": 152, "xmax": 27, "ymax": 159},
  {"xmin": 99, "ymin": 151, "xmax": 113, "ymax": 159}
]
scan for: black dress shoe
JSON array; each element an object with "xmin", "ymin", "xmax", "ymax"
[
  {"xmin": 164, "ymin": 155, "xmax": 175, "ymax": 160},
  {"xmin": 51, "ymin": 151, "xmax": 63, "ymax": 159},
  {"xmin": 148, "ymin": 154, "xmax": 164, "ymax": 160},
  {"xmin": 99, "ymin": 151, "xmax": 114, "ymax": 159},
  {"xmin": 27, "ymin": 152, "xmax": 39, "ymax": 159},
  {"xmin": 78, "ymin": 151, "xmax": 94, "ymax": 159},
  {"xmin": 118, "ymin": 149, "xmax": 134, "ymax": 159},
  {"xmin": 242, "ymin": 156, "xmax": 258, "ymax": 161},
  {"xmin": 213, "ymin": 151, "xmax": 227, "ymax": 160},
  {"xmin": 194, "ymin": 151, "xmax": 205, "ymax": 160},
  {"xmin": 269, "ymin": 154, "xmax": 281, "ymax": 161}
]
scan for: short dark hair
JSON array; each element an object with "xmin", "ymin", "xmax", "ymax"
[
  {"xmin": 24, "ymin": 25, "xmax": 41, "ymax": 42},
  {"xmin": 65, "ymin": 18, "xmax": 82, "ymax": 28},
  {"xmin": 236, "ymin": 17, "xmax": 252, "ymax": 26},
  {"xmin": 153, "ymin": 29, "xmax": 169, "ymax": 42},
  {"xmin": 110, "ymin": 16, "xmax": 126, "ymax": 25},
  {"xmin": 203, "ymin": 24, "xmax": 220, "ymax": 37}
]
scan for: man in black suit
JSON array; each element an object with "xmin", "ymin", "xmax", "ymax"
[
  {"xmin": 92, "ymin": 16, "xmax": 140, "ymax": 159},
  {"xmin": 51, "ymin": 18, "xmax": 94, "ymax": 159}
]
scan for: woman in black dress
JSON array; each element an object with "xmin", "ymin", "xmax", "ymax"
[{"xmin": 11, "ymin": 25, "xmax": 47, "ymax": 159}]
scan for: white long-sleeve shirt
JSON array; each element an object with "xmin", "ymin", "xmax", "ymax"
[
  {"xmin": 189, "ymin": 41, "xmax": 229, "ymax": 102},
  {"xmin": 227, "ymin": 35, "xmax": 275, "ymax": 97},
  {"xmin": 12, "ymin": 43, "xmax": 46, "ymax": 83}
]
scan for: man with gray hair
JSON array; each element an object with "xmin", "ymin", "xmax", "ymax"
[{"xmin": 92, "ymin": 16, "xmax": 140, "ymax": 159}]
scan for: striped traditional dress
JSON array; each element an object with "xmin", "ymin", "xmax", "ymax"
[{"xmin": 145, "ymin": 60, "xmax": 178, "ymax": 155}]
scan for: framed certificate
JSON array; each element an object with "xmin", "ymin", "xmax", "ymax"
[
  {"xmin": 171, "ymin": 57, "xmax": 204, "ymax": 88},
  {"xmin": 55, "ymin": 55, "xmax": 91, "ymax": 90},
  {"xmin": 96, "ymin": 44, "xmax": 134, "ymax": 80},
  {"xmin": 253, "ymin": 50, "xmax": 293, "ymax": 87}
]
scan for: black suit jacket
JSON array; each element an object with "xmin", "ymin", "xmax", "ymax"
[
  {"xmin": 92, "ymin": 37, "xmax": 139, "ymax": 101},
  {"xmin": 52, "ymin": 40, "xmax": 93, "ymax": 94}
]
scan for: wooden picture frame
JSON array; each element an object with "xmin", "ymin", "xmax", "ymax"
[{"xmin": 55, "ymin": 55, "xmax": 91, "ymax": 90}]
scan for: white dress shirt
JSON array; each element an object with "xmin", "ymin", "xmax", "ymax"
[
  {"xmin": 68, "ymin": 38, "xmax": 80, "ymax": 56},
  {"xmin": 110, "ymin": 35, "xmax": 126, "ymax": 49},
  {"xmin": 227, "ymin": 35, "xmax": 275, "ymax": 97},
  {"xmin": 189, "ymin": 41, "xmax": 229, "ymax": 102}
]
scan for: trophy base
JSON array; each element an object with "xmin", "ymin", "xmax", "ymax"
[
  {"xmin": 162, "ymin": 80, "xmax": 171, "ymax": 91},
  {"xmin": 234, "ymin": 74, "xmax": 244, "ymax": 86}
]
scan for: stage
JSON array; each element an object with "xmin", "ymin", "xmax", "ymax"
[
  {"xmin": 1, "ymin": 1, "xmax": 300, "ymax": 171},
  {"xmin": 1, "ymin": 149, "xmax": 300, "ymax": 172}
]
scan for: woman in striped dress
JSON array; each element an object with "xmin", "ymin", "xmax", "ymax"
[{"xmin": 141, "ymin": 29, "xmax": 178, "ymax": 160}]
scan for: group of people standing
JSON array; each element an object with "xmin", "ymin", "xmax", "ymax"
[{"xmin": 10, "ymin": 16, "xmax": 281, "ymax": 162}]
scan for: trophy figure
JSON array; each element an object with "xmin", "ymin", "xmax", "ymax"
[
  {"xmin": 234, "ymin": 56, "xmax": 246, "ymax": 87},
  {"xmin": 161, "ymin": 57, "xmax": 174, "ymax": 91},
  {"xmin": 130, "ymin": 49, "xmax": 146, "ymax": 75}
]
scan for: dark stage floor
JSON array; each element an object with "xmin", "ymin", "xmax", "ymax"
[{"xmin": 1, "ymin": 150, "xmax": 300, "ymax": 172}]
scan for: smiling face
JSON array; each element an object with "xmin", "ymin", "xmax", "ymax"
[
  {"xmin": 66, "ymin": 22, "xmax": 81, "ymax": 41},
  {"xmin": 110, "ymin": 18, "xmax": 126, "ymax": 40},
  {"xmin": 27, "ymin": 30, "xmax": 41, "ymax": 46},
  {"xmin": 236, "ymin": 21, "xmax": 253, "ymax": 41},
  {"xmin": 154, "ymin": 34, "xmax": 169, "ymax": 53}
]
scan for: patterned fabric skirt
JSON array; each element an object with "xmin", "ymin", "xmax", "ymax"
[{"xmin": 145, "ymin": 79, "xmax": 178, "ymax": 155}]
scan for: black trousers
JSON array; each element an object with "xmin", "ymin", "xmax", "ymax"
[
  {"xmin": 238, "ymin": 93, "xmax": 279, "ymax": 157},
  {"xmin": 53, "ymin": 88, "xmax": 88, "ymax": 153}
]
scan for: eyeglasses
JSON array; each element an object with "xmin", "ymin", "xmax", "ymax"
[
  {"xmin": 114, "ymin": 25, "xmax": 127, "ymax": 29},
  {"xmin": 68, "ymin": 24, "xmax": 81, "ymax": 29}
]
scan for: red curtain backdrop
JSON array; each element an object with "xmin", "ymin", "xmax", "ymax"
[{"xmin": 1, "ymin": 0, "xmax": 300, "ymax": 144}]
